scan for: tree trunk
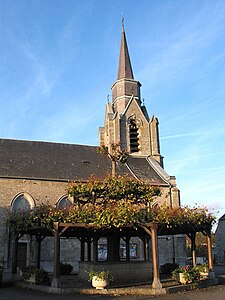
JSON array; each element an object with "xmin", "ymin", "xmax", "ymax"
[
  {"xmin": 107, "ymin": 234, "xmax": 120, "ymax": 261},
  {"xmin": 111, "ymin": 160, "xmax": 116, "ymax": 177}
]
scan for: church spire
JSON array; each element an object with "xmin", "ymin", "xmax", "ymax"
[{"xmin": 117, "ymin": 19, "xmax": 134, "ymax": 80}]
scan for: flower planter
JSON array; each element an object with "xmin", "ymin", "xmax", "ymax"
[
  {"xmin": 177, "ymin": 273, "xmax": 187, "ymax": 285},
  {"xmin": 25, "ymin": 274, "xmax": 37, "ymax": 285},
  {"xmin": 200, "ymin": 271, "xmax": 209, "ymax": 278},
  {"xmin": 92, "ymin": 276, "xmax": 108, "ymax": 289}
]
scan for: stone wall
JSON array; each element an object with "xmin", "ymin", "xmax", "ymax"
[
  {"xmin": 0, "ymin": 178, "xmax": 69, "ymax": 209},
  {"xmin": 79, "ymin": 261, "xmax": 152, "ymax": 284},
  {"xmin": 215, "ymin": 219, "xmax": 225, "ymax": 263}
]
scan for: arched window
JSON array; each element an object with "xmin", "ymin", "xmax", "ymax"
[
  {"xmin": 12, "ymin": 194, "xmax": 32, "ymax": 212},
  {"xmin": 57, "ymin": 196, "xmax": 72, "ymax": 209},
  {"xmin": 129, "ymin": 118, "xmax": 140, "ymax": 153}
]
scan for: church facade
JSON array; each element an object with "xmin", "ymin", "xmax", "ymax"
[{"xmin": 0, "ymin": 24, "xmax": 185, "ymax": 280}]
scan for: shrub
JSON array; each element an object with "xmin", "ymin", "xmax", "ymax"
[
  {"xmin": 22, "ymin": 266, "xmax": 50, "ymax": 285},
  {"xmin": 60, "ymin": 262, "xmax": 73, "ymax": 275},
  {"xmin": 160, "ymin": 263, "xmax": 179, "ymax": 275}
]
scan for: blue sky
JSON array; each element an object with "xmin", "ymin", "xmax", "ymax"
[{"xmin": 0, "ymin": 0, "xmax": 225, "ymax": 222}]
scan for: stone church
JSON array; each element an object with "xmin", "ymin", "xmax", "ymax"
[{"xmin": 0, "ymin": 24, "xmax": 186, "ymax": 279}]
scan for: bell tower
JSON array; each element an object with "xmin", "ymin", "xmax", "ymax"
[{"xmin": 99, "ymin": 22, "xmax": 164, "ymax": 167}]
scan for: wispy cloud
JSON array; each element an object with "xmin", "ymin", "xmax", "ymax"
[
  {"xmin": 161, "ymin": 132, "xmax": 211, "ymax": 140},
  {"xmin": 138, "ymin": 2, "xmax": 225, "ymax": 87}
]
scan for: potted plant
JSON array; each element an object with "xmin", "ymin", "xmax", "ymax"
[
  {"xmin": 22, "ymin": 266, "xmax": 50, "ymax": 285},
  {"xmin": 172, "ymin": 266, "xmax": 187, "ymax": 285},
  {"xmin": 88, "ymin": 270, "xmax": 113, "ymax": 289},
  {"xmin": 172, "ymin": 265, "xmax": 201, "ymax": 285}
]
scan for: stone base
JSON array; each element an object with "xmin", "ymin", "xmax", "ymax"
[
  {"xmin": 209, "ymin": 271, "xmax": 215, "ymax": 280},
  {"xmin": 79, "ymin": 261, "xmax": 152, "ymax": 284},
  {"xmin": 51, "ymin": 277, "xmax": 61, "ymax": 288},
  {"xmin": 152, "ymin": 278, "xmax": 162, "ymax": 289}
]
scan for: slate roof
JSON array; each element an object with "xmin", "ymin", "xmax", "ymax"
[
  {"xmin": 0, "ymin": 138, "xmax": 168, "ymax": 185},
  {"xmin": 117, "ymin": 22, "xmax": 134, "ymax": 80},
  {"xmin": 219, "ymin": 214, "xmax": 225, "ymax": 221}
]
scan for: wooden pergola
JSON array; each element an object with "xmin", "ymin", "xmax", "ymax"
[{"xmin": 11, "ymin": 220, "xmax": 214, "ymax": 289}]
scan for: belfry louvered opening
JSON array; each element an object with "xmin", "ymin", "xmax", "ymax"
[{"xmin": 129, "ymin": 119, "xmax": 140, "ymax": 153}]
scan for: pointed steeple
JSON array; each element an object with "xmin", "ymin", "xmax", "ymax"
[{"xmin": 117, "ymin": 20, "xmax": 134, "ymax": 80}]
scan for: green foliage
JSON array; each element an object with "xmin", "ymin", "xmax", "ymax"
[
  {"xmin": 60, "ymin": 262, "xmax": 73, "ymax": 275},
  {"xmin": 149, "ymin": 205, "xmax": 216, "ymax": 229},
  {"xmin": 195, "ymin": 264, "xmax": 209, "ymax": 273},
  {"xmin": 160, "ymin": 263, "xmax": 179, "ymax": 274},
  {"xmin": 172, "ymin": 265, "xmax": 201, "ymax": 283},
  {"xmin": 7, "ymin": 176, "xmax": 215, "ymax": 232},
  {"xmin": 68, "ymin": 175, "xmax": 160, "ymax": 206},
  {"xmin": 22, "ymin": 266, "xmax": 50, "ymax": 285},
  {"xmin": 88, "ymin": 270, "xmax": 113, "ymax": 282}
]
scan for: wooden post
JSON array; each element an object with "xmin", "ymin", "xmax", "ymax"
[
  {"xmin": 51, "ymin": 223, "xmax": 61, "ymax": 288},
  {"xmin": 206, "ymin": 234, "xmax": 213, "ymax": 271},
  {"xmin": 191, "ymin": 233, "xmax": 197, "ymax": 267},
  {"xmin": 151, "ymin": 223, "xmax": 162, "ymax": 289}
]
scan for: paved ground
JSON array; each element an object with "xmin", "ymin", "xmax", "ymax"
[
  {"xmin": 1, "ymin": 284, "xmax": 225, "ymax": 300},
  {"xmin": 1, "ymin": 265, "xmax": 225, "ymax": 300}
]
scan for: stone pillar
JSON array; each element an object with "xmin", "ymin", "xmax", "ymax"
[{"xmin": 151, "ymin": 223, "xmax": 162, "ymax": 289}]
